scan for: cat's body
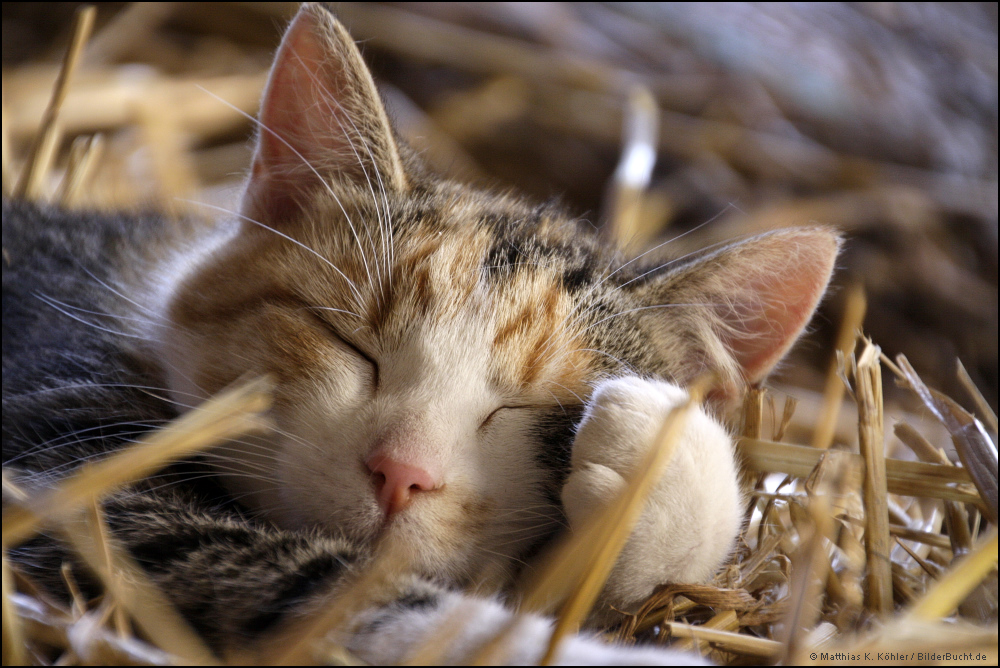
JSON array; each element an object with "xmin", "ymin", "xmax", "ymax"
[{"xmin": 3, "ymin": 4, "xmax": 840, "ymax": 664}]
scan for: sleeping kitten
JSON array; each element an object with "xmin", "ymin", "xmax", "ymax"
[{"xmin": 2, "ymin": 3, "xmax": 839, "ymax": 663}]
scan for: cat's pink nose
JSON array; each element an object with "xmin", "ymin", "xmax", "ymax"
[{"xmin": 366, "ymin": 454, "xmax": 441, "ymax": 516}]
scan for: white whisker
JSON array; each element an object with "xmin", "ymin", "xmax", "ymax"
[
  {"xmin": 177, "ymin": 199, "xmax": 364, "ymax": 307},
  {"xmin": 34, "ymin": 293, "xmax": 146, "ymax": 340}
]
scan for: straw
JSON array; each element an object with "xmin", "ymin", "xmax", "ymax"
[
  {"xmin": 13, "ymin": 5, "xmax": 95, "ymax": 201},
  {"xmin": 605, "ymin": 86, "xmax": 660, "ymax": 249},
  {"xmin": 780, "ymin": 451, "xmax": 852, "ymax": 661},
  {"xmin": 737, "ymin": 438, "xmax": 984, "ymax": 507},
  {"xmin": 57, "ymin": 503, "xmax": 219, "ymax": 665},
  {"xmin": 57, "ymin": 133, "xmax": 104, "ymax": 207},
  {"xmin": 9, "ymin": 591, "xmax": 173, "ymax": 665},
  {"xmin": 670, "ymin": 608, "xmax": 738, "ymax": 653},
  {"xmin": 894, "ymin": 355, "xmax": 998, "ymax": 525},
  {"xmin": 957, "ymin": 359, "xmax": 999, "ymax": 435},
  {"xmin": 813, "ymin": 284, "xmax": 867, "ymax": 450},
  {"xmin": 2, "ymin": 554, "xmax": 27, "ymax": 666},
  {"xmin": 665, "ymin": 619, "xmax": 782, "ymax": 658},
  {"xmin": 903, "ymin": 528, "xmax": 999, "ymax": 622},
  {"xmin": 1, "ymin": 100, "xmax": 12, "ymax": 196},
  {"xmin": 855, "ymin": 340, "xmax": 893, "ymax": 615},
  {"xmin": 260, "ymin": 543, "xmax": 406, "ymax": 666}
]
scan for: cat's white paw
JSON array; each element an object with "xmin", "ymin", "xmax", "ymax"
[{"xmin": 563, "ymin": 376, "xmax": 743, "ymax": 610}]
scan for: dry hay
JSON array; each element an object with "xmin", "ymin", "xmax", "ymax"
[{"xmin": 2, "ymin": 3, "xmax": 997, "ymax": 665}]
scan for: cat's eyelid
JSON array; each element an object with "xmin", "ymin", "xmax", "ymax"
[
  {"xmin": 301, "ymin": 307, "xmax": 380, "ymax": 384},
  {"xmin": 478, "ymin": 404, "xmax": 538, "ymax": 430}
]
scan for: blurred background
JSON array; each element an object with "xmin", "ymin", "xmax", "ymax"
[{"xmin": 3, "ymin": 2, "xmax": 997, "ymax": 429}]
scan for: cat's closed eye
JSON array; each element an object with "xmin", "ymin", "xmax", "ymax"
[
  {"xmin": 478, "ymin": 404, "xmax": 535, "ymax": 430},
  {"xmin": 300, "ymin": 307, "xmax": 380, "ymax": 386}
]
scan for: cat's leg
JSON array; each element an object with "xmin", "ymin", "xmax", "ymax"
[{"xmin": 562, "ymin": 376, "xmax": 743, "ymax": 613}]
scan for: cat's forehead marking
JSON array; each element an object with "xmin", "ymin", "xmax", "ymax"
[
  {"xmin": 387, "ymin": 221, "xmax": 491, "ymax": 324},
  {"xmin": 293, "ymin": 192, "xmax": 608, "ymax": 403},
  {"xmin": 488, "ymin": 271, "xmax": 581, "ymax": 393},
  {"xmin": 481, "ymin": 215, "xmax": 602, "ymax": 398}
]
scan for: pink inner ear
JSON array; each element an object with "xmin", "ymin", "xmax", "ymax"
[
  {"xmin": 242, "ymin": 9, "xmax": 330, "ymax": 223},
  {"xmin": 720, "ymin": 230, "xmax": 840, "ymax": 383},
  {"xmin": 255, "ymin": 11, "xmax": 327, "ymax": 177},
  {"xmin": 243, "ymin": 7, "xmax": 389, "ymax": 224}
]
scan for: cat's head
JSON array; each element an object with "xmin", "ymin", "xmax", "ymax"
[{"xmin": 160, "ymin": 4, "xmax": 839, "ymax": 585}]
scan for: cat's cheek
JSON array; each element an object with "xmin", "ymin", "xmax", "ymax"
[
  {"xmin": 210, "ymin": 431, "xmax": 286, "ymax": 514},
  {"xmin": 157, "ymin": 307, "xmax": 285, "ymax": 404},
  {"xmin": 272, "ymin": 448, "xmax": 382, "ymax": 537}
]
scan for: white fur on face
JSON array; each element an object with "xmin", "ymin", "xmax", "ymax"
[{"xmin": 222, "ymin": 304, "xmax": 561, "ymax": 583}]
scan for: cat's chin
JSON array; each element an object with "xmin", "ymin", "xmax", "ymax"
[
  {"xmin": 376, "ymin": 519, "xmax": 507, "ymax": 586},
  {"xmin": 271, "ymin": 495, "xmax": 512, "ymax": 585}
]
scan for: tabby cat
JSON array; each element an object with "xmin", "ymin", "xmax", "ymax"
[{"xmin": 2, "ymin": 4, "xmax": 839, "ymax": 663}]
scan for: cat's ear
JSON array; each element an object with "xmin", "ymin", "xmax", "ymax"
[
  {"xmin": 629, "ymin": 227, "xmax": 841, "ymax": 400},
  {"xmin": 242, "ymin": 3, "xmax": 407, "ymax": 223}
]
